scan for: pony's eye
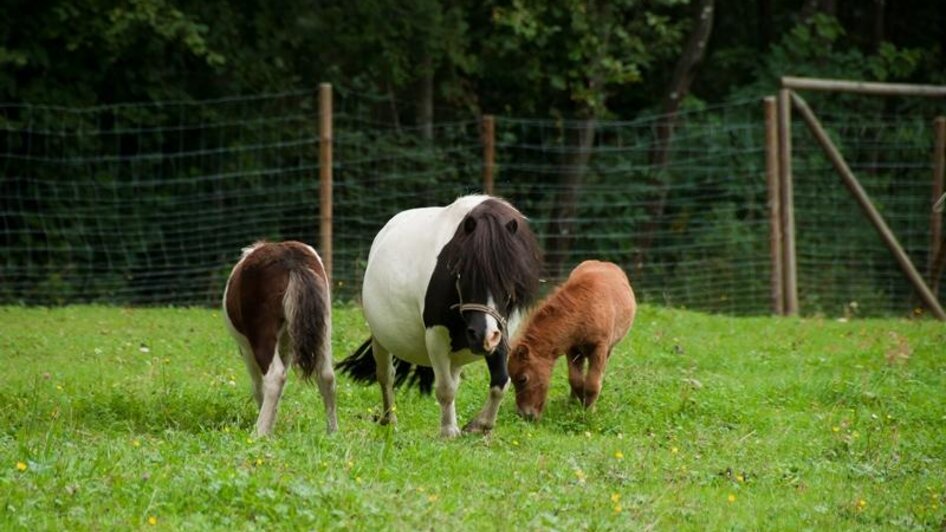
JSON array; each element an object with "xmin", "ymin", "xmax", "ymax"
[{"xmin": 516, "ymin": 375, "xmax": 528, "ymax": 385}]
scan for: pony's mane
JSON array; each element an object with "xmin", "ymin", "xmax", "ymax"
[
  {"xmin": 438, "ymin": 198, "xmax": 542, "ymax": 311},
  {"xmin": 517, "ymin": 276, "xmax": 591, "ymax": 349}
]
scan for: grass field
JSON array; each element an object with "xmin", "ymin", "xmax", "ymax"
[{"xmin": 1, "ymin": 304, "xmax": 944, "ymax": 530}]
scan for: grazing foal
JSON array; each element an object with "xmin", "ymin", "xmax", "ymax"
[
  {"xmin": 223, "ymin": 241, "xmax": 337, "ymax": 436},
  {"xmin": 508, "ymin": 260, "xmax": 636, "ymax": 421}
]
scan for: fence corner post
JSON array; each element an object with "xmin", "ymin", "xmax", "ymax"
[
  {"xmin": 319, "ymin": 83, "xmax": 333, "ymax": 285},
  {"xmin": 930, "ymin": 116, "xmax": 945, "ymax": 292},
  {"xmin": 777, "ymin": 88, "xmax": 799, "ymax": 316},
  {"xmin": 764, "ymin": 96, "xmax": 783, "ymax": 315}
]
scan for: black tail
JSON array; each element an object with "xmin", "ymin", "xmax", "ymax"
[
  {"xmin": 337, "ymin": 338, "xmax": 435, "ymax": 395},
  {"xmin": 335, "ymin": 338, "xmax": 377, "ymax": 383},
  {"xmin": 284, "ymin": 267, "xmax": 329, "ymax": 381}
]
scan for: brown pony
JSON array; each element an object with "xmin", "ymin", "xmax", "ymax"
[
  {"xmin": 223, "ymin": 241, "xmax": 337, "ymax": 436},
  {"xmin": 507, "ymin": 260, "xmax": 636, "ymax": 421}
]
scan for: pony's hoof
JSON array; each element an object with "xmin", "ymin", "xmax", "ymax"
[
  {"xmin": 462, "ymin": 420, "xmax": 493, "ymax": 434},
  {"xmin": 440, "ymin": 425, "xmax": 461, "ymax": 439},
  {"xmin": 376, "ymin": 413, "xmax": 397, "ymax": 426}
]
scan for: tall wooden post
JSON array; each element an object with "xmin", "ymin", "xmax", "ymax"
[
  {"xmin": 778, "ymin": 89, "xmax": 799, "ymax": 315},
  {"xmin": 764, "ymin": 96, "xmax": 783, "ymax": 315},
  {"xmin": 482, "ymin": 115, "xmax": 496, "ymax": 195},
  {"xmin": 319, "ymin": 83, "xmax": 333, "ymax": 283},
  {"xmin": 930, "ymin": 117, "xmax": 945, "ymax": 287}
]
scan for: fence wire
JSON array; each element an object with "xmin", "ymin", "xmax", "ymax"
[{"xmin": 1, "ymin": 89, "xmax": 942, "ymax": 317}]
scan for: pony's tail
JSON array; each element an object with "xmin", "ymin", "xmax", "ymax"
[
  {"xmin": 337, "ymin": 339, "xmax": 435, "ymax": 395},
  {"xmin": 336, "ymin": 338, "xmax": 377, "ymax": 383},
  {"xmin": 283, "ymin": 267, "xmax": 330, "ymax": 381}
]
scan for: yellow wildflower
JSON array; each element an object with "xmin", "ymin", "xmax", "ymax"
[
  {"xmin": 16, "ymin": 462, "xmax": 27, "ymax": 472},
  {"xmin": 574, "ymin": 468, "xmax": 586, "ymax": 483},
  {"xmin": 727, "ymin": 494, "xmax": 736, "ymax": 503},
  {"xmin": 148, "ymin": 516, "xmax": 157, "ymax": 526}
]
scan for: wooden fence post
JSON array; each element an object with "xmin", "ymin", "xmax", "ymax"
[
  {"xmin": 764, "ymin": 96, "xmax": 783, "ymax": 315},
  {"xmin": 778, "ymin": 89, "xmax": 798, "ymax": 315},
  {"xmin": 930, "ymin": 116, "xmax": 945, "ymax": 291},
  {"xmin": 319, "ymin": 83, "xmax": 333, "ymax": 284},
  {"xmin": 482, "ymin": 115, "xmax": 496, "ymax": 195},
  {"xmin": 791, "ymin": 91, "xmax": 946, "ymax": 321}
]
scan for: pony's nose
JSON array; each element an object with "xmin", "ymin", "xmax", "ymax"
[
  {"xmin": 484, "ymin": 330, "xmax": 502, "ymax": 353},
  {"xmin": 466, "ymin": 327, "xmax": 481, "ymax": 346}
]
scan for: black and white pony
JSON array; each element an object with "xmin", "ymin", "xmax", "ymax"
[
  {"xmin": 338, "ymin": 195, "xmax": 542, "ymax": 437},
  {"xmin": 223, "ymin": 241, "xmax": 337, "ymax": 436}
]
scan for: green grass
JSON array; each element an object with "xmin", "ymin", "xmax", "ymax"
[{"xmin": 1, "ymin": 304, "xmax": 944, "ymax": 530}]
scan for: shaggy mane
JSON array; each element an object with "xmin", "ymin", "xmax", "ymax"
[{"xmin": 438, "ymin": 198, "xmax": 543, "ymax": 312}]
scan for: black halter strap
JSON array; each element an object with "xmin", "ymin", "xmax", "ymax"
[{"xmin": 449, "ymin": 275, "xmax": 509, "ymax": 348}]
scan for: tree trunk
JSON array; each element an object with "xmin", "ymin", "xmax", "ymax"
[
  {"xmin": 871, "ymin": 0, "xmax": 885, "ymax": 52},
  {"xmin": 386, "ymin": 80, "xmax": 401, "ymax": 133},
  {"xmin": 801, "ymin": 0, "xmax": 836, "ymax": 21},
  {"xmin": 757, "ymin": 0, "xmax": 773, "ymax": 50},
  {"xmin": 417, "ymin": 54, "xmax": 434, "ymax": 141},
  {"xmin": 633, "ymin": 0, "xmax": 715, "ymax": 277},
  {"xmin": 547, "ymin": 117, "xmax": 596, "ymax": 279}
]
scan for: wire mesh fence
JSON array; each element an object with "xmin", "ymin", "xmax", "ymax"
[
  {"xmin": 1, "ymin": 87, "xmax": 942, "ymax": 317},
  {"xmin": 790, "ymin": 100, "xmax": 943, "ymax": 318}
]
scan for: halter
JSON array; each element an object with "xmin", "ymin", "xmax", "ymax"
[{"xmin": 449, "ymin": 274, "xmax": 509, "ymax": 351}]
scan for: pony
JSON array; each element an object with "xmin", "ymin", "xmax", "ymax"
[
  {"xmin": 338, "ymin": 195, "xmax": 542, "ymax": 437},
  {"xmin": 507, "ymin": 260, "xmax": 636, "ymax": 421},
  {"xmin": 223, "ymin": 241, "xmax": 337, "ymax": 436}
]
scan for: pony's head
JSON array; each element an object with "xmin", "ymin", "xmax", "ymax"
[
  {"xmin": 439, "ymin": 198, "xmax": 542, "ymax": 355},
  {"xmin": 507, "ymin": 342, "xmax": 554, "ymax": 420}
]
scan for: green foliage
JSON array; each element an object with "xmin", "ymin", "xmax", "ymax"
[
  {"xmin": 483, "ymin": 0, "xmax": 689, "ymax": 116},
  {"xmin": 1, "ymin": 305, "xmax": 944, "ymax": 528},
  {"xmin": 730, "ymin": 14, "xmax": 934, "ymax": 102}
]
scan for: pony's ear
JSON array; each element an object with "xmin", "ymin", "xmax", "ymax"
[
  {"xmin": 464, "ymin": 216, "xmax": 477, "ymax": 234},
  {"xmin": 506, "ymin": 218, "xmax": 518, "ymax": 234}
]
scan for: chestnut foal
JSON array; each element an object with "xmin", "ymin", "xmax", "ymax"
[{"xmin": 508, "ymin": 260, "xmax": 636, "ymax": 421}]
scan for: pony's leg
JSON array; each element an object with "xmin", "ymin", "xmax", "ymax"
[
  {"xmin": 433, "ymin": 362, "xmax": 463, "ymax": 439},
  {"xmin": 426, "ymin": 335, "xmax": 461, "ymax": 438},
  {"xmin": 581, "ymin": 344, "xmax": 611, "ymax": 409},
  {"xmin": 233, "ymin": 333, "xmax": 264, "ymax": 408},
  {"xmin": 463, "ymin": 345, "xmax": 509, "ymax": 434},
  {"xmin": 255, "ymin": 337, "xmax": 287, "ymax": 436},
  {"xmin": 315, "ymin": 320, "xmax": 338, "ymax": 434},
  {"xmin": 372, "ymin": 340, "xmax": 397, "ymax": 426},
  {"xmin": 567, "ymin": 350, "xmax": 587, "ymax": 403}
]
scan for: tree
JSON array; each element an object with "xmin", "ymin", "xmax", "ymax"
[
  {"xmin": 481, "ymin": 0, "xmax": 690, "ymax": 275},
  {"xmin": 634, "ymin": 0, "xmax": 715, "ymax": 277}
]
